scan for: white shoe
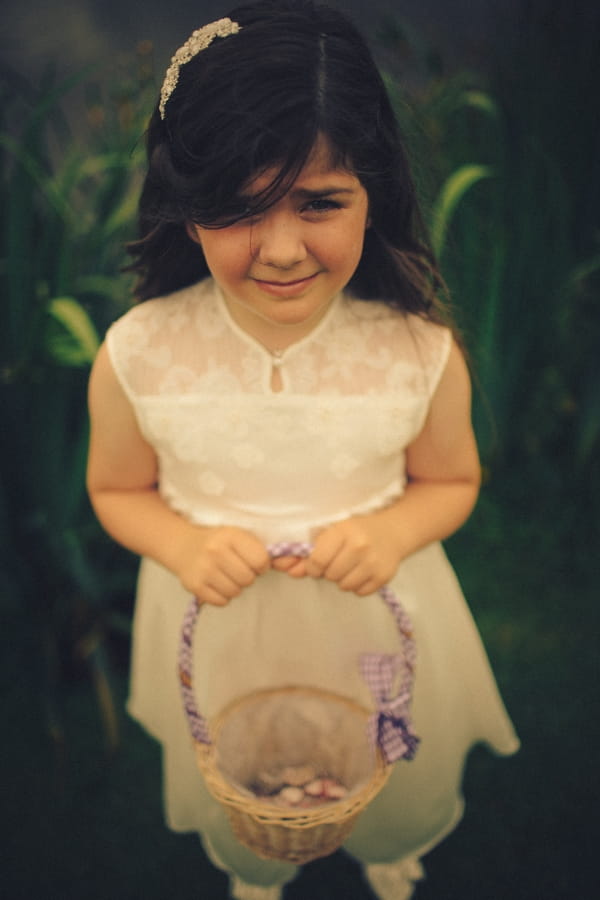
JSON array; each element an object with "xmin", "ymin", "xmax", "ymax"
[
  {"xmin": 229, "ymin": 877, "xmax": 283, "ymax": 900},
  {"xmin": 365, "ymin": 856, "xmax": 424, "ymax": 900}
]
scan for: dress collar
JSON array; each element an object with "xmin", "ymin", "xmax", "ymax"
[{"xmin": 213, "ymin": 280, "xmax": 343, "ymax": 365}]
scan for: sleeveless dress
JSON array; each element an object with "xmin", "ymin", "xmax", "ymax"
[{"xmin": 106, "ymin": 278, "xmax": 519, "ymax": 886}]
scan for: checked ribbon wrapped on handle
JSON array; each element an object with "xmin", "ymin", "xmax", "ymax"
[
  {"xmin": 179, "ymin": 542, "xmax": 420, "ymax": 766},
  {"xmin": 359, "ymin": 582, "xmax": 420, "ymax": 764}
]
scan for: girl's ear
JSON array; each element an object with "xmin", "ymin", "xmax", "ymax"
[{"xmin": 186, "ymin": 222, "xmax": 201, "ymax": 244}]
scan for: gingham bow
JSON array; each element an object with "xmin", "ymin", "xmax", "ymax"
[{"xmin": 361, "ymin": 652, "xmax": 420, "ymax": 763}]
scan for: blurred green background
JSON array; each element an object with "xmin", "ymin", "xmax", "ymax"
[{"xmin": 1, "ymin": 1, "xmax": 598, "ymax": 897}]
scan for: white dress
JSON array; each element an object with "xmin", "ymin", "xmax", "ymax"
[{"xmin": 106, "ymin": 278, "xmax": 519, "ymax": 886}]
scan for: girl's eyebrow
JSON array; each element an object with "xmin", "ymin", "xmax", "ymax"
[
  {"xmin": 239, "ymin": 185, "xmax": 357, "ymax": 202},
  {"xmin": 294, "ymin": 186, "xmax": 356, "ymax": 198}
]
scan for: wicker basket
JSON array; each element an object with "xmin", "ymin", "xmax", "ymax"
[{"xmin": 178, "ymin": 542, "xmax": 419, "ymax": 865}]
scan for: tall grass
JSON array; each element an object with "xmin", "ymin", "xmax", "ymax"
[
  {"xmin": 386, "ymin": 13, "xmax": 599, "ymax": 535},
  {"xmin": 0, "ymin": 47, "xmax": 154, "ymax": 759}
]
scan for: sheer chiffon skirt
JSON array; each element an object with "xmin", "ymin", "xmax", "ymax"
[{"xmin": 128, "ymin": 541, "xmax": 519, "ymax": 885}]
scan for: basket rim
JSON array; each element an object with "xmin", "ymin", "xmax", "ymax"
[{"xmin": 195, "ymin": 684, "xmax": 391, "ymax": 829}]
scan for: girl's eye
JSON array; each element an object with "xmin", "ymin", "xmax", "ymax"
[{"xmin": 304, "ymin": 197, "xmax": 341, "ymax": 214}]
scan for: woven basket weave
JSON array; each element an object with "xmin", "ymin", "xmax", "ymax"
[
  {"xmin": 195, "ymin": 686, "xmax": 391, "ymax": 863},
  {"xmin": 179, "ymin": 542, "xmax": 419, "ymax": 864}
]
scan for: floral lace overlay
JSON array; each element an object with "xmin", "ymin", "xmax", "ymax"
[{"xmin": 107, "ymin": 279, "xmax": 451, "ymax": 541}]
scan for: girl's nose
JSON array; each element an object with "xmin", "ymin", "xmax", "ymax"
[{"xmin": 251, "ymin": 211, "xmax": 307, "ymax": 269}]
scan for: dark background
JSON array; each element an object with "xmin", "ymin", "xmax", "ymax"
[
  {"xmin": 1, "ymin": 0, "xmax": 522, "ymax": 76},
  {"xmin": 1, "ymin": 2, "xmax": 598, "ymax": 899}
]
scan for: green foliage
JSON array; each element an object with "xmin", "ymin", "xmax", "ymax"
[
  {"xmin": 47, "ymin": 297, "xmax": 101, "ymax": 365},
  {"xmin": 386, "ymin": 26, "xmax": 599, "ymax": 513},
  {"xmin": 0, "ymin": 49, "xmax": 154, "ymax": 756},
  {"xmin": 429, "ymin": 163, "xmax": 495, "ymax": 259}
]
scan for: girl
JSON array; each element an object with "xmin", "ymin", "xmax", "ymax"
[{"xmin": 87, "ymin": 2, "xmax": 519, "ymax": 898}]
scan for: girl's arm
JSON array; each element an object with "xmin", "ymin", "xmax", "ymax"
[
  {"xmin": 86, "ymin": 343, "xmax": 270, "ymax": 605},
  {"xmin": 274, "ymin": 339, "xmax": 481, "ymax": 594}
]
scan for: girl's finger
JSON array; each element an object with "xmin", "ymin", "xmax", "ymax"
[
  {"xmin": 348, "ymin": 574, "xmax": 381, "ymax": 596},
  {"xmin": 271, "ymin": 556, "xmax": 307, "ymax": 576},
  {"xmin": 321, "ymin": 552, "xmax": 360, "ymax": 584},
  {"xmin": 270, "ymin": 555, "xmax": 297, "ymax": 571},
  {"xmin": 218, "ymin": 552, "xmax": 262, "ymax": 588},
  {"xmin": 355, "ymin": 580, "xmax": 380, "ymax": 597},
  {"xmin": 196, "ymin": 585, "xmax": 232, "ymax": 606},
  {"xmin": 336, "ymin": 563, "xmax": 372, "ymax": 593},
  {"xmin": 234, "ymin": 539, "xmax": 271, "ymax": 574},
  {"xmin": 201, "ymin": 568, "xmax": 245, "ymax": 601},
  {"xmin": 306, "ymin": 532, "xmax": 344, "ymax": 577},
  {"xmin": 285, "ymin": 559, "xmax": 308, "ymax": 578}
]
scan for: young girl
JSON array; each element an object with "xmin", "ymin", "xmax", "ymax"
[{"xmin": 87, "ymin": 2, "xmax": 519, "ymax": 897}]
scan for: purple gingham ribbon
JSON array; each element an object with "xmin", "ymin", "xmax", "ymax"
[
  {"xmin": 177, "ymin": 542, "xmax": 314, "ymax": 745},
  {"xmin": 268, "ymin": 541, "xmax": 313, "ymax": 560},
  {"xmin": 360, "ymin": 653, "xmax": 419, "ymax": 763},
  {"xmin": 178, "ymin": 597, "xmax": 210, "ymax": 744}
]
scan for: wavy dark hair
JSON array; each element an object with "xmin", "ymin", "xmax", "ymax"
[{"xmin": 128, "ymin": 0, "xmax": 449, "ymax": 323}]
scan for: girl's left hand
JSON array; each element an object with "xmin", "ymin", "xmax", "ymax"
[{"xmin": 271, "ymin": 514, "xmax": 402, "ymax": 595}]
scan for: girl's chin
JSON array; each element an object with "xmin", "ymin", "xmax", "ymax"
[
  {"xmin": 222, "ymin": 285, "xmax": 338, "ymax": 343},
  {"xmin": 234, "ymin": 292, "xmax": 333, "ymax": 326},
  {"xmin": 259, "ymin": 299, "xmax": 332, "ymax": 329}
]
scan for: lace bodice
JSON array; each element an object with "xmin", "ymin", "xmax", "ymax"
[{"xmin": 106, "ymin": 279, "xmax": 451, "ymax": 542}]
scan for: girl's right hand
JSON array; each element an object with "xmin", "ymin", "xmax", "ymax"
[
  {"xmin": 87, "ymin": 345, "xmax": 269, "ymax": 605},
  {"xmin": 175, "ymin": 526, "xmax": 270, "ymax": 606}
]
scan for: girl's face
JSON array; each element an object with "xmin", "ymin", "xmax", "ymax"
[{"xmin": 187, "ymin": 138, "xmax": 370, "ymax": 348}]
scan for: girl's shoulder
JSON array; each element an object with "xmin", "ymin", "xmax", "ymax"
[
  {"xmin": 105, "ymin": 279, "xmax": 221, "ymax": 399},
  {"xmin": 342, "ymin": 294, "xmax": 449, "ymax": 333},
  {"xmin": 107, "ymin": 278, "xmax": 217, "ymax": 335},
  {"xmin": 338, "ymin": 295, "xmax": 452, "ymax": 390}
]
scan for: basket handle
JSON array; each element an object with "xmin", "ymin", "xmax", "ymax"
[{"xmin": 178, "ymin": 542, "xmax": 420, "ymax": 764}]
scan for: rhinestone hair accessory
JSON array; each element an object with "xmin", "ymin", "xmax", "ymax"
[{"xmin": 159, "ymin": 17, "xmax": 241, "ymax": 120}]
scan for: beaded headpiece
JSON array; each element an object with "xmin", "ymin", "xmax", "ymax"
[{"xmin": 159, "ymin": 17, "xmax": 242, "ymax": 120}]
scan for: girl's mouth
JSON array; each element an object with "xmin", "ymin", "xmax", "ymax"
[{"xmin": 252, "ymin": 273, "xmax": 319, "ymax": 297}]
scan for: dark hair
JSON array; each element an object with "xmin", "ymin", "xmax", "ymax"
[{"xmin": 128, "ymin": 0, "xmax": 448, "ymax": 323}]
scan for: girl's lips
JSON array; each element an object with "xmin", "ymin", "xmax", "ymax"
[{"xmin": 252, "ymin": 273, "xmax": 319, "ymax": 297}]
